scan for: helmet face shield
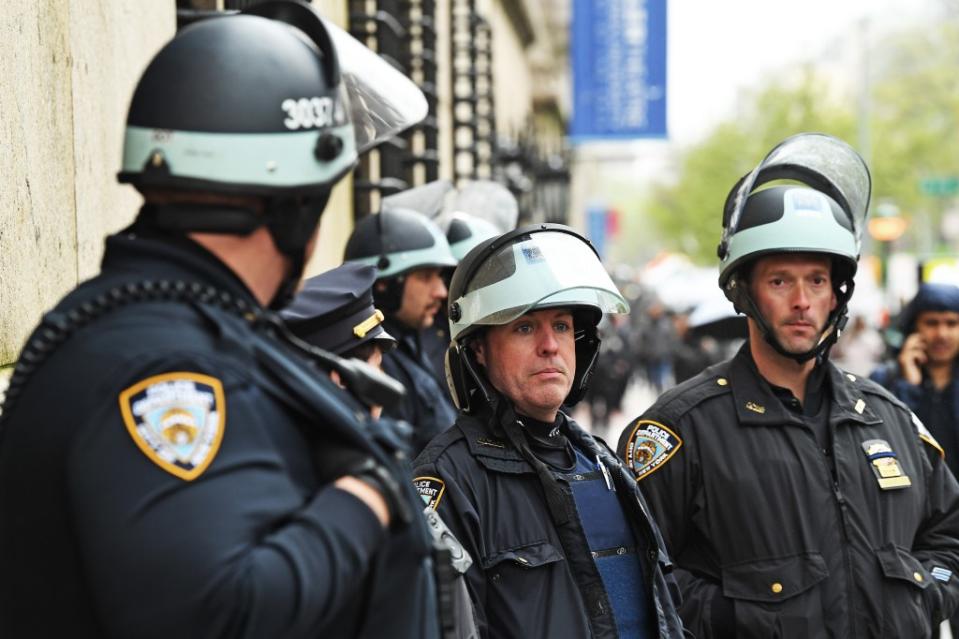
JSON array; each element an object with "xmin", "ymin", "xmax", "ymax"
[
  {"xmin": 323, "ymin": 18, "xmax": 428, "ymax": 154},
  {"xmin": 721, "ymin": 133, "xmax": 871, "ymax": 259},
  {"xmin": 448, "ymin": 180, "xmax": 519, "ymax": 233},
  {"xmin": 449, "ymin": 230, "xmax": 628, "ymax": 341},
  {"xmin": 119, "ymin": 5, "xmax": 428, "ymax": 194},
  {"xmin": 381, "ymin": 180, "xmax": 455, "ymax": 219}
]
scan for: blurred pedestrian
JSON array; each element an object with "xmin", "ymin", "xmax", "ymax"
[
  {"xmin": 586, "ymin": 313, "xmax": 635, "ymax": 439},
  {"xmin": 639, "ymin": 301, "xmax": 676, "ymax": 392},
  {"xmin": 833, "ymin": 314, "xmax": 885, "ymax": 377}
]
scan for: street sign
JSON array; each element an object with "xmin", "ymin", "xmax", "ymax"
[
  {"xmin": 570, "ymin": 0, "xmax": 667, "ymax": 141},
  {"xmin": 920, "ymin": 176, "xmax": 959, "ymax": 197}
]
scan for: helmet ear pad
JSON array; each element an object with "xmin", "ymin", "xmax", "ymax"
[
  {"xmin": 445, "ymin": 334, "xmax": 493, "ymax": 413},
  {"xmin": 567, "ymin": 317, "xmax": 601, "ymax": 407},
  {"xmin": 372, "ymin": 275, "xmax": 406, "ymax": 315}
]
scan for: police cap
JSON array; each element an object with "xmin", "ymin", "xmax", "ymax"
[{"xmin": 281, "ymin": 262, "xmax": 395, "ymax": 355}]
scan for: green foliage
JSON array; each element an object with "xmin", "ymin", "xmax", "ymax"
[
  {"xmin": 645, "ymin": 20, "xmax": 959, "ymax": 261},
  {"xmin": 870, "ymin": 22, "xmax": 959, "ymax": 251}
]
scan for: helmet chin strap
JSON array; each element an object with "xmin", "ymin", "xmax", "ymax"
[
  {"xmin": 735, "ymin": 279, "xmax": 852, "ymax": 366},
  {"xmin": 263, "ymin": 193, "xmax": 329, "ymax": 310}
]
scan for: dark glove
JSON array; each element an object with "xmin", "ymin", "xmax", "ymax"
[
  {"xmin": 368, "ymin": 416, "xmax": 414, "ymax": 461},
  {"xmin": 347, "ymin": 457, "xmax": 414, "ymax": 529}
]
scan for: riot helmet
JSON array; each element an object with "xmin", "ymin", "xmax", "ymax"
[
  {"xmin": 117, "ymin": 1, "xmax": 427, "ymax": 307},
  {"xmin": 436, "ymin": 180, "xmax": 518, "ymax": 261},
  {"xmin": 717, "ymin": 133, "xmax": 871, "ymax": 362},
  {"xmin": 442, "ymin": 213, "xmax": 501, "ymax": 262},
  {"xmin": 381, "ymin": 179, "xmax": 455, "ymax": 220},
  {"xmin": 344, "ymin": 207, "xmax": 457, "ymax": 313},
  {"xmin": 445, "ymin": 224, "xmax": 629, "ymax": 413},
  {"xmin": 449, "ymin": 180, "xmax": 519, "ymax": 233}
]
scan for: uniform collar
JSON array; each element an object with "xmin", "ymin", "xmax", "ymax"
[
  {"xmin": 729, "ymin": 342, "xmax": 882, "ymax": 428},
  {"xmin": 101, "ymin": 226, "xmax": 261, "ymax": 309}
]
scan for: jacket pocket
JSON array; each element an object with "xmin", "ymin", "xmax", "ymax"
[
  {"xmin": 482, "ymin": 540, "xmax": 565, "ymax": 571},
  {"xmin": 481, "ymin": 541, "xmax": 591, "ymax": 638},
  {"xmin": 721, "ymin": 552, "xmax": 828, "ymax": 639},
  {"xmin": 874, "ymin": 544, "xmax": 935, "ymax": 637}
]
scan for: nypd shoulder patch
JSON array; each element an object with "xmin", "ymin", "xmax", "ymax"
[
  {"xmin": 413, "ymin": 476, "xmax": 446, "ymax": 511},
  {"xmin": 119, "ymin": 372, "xmax": 226, "ymax": 481},
  {"xmin": 623, "ymin": 419, "xmax": 683, "ymax": 480}
]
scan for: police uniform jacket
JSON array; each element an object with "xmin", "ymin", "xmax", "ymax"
[
  {"xmin": 381, "ymin": 318, "xmax": 457, "ymax": 455},
  {"xmin": 413, "ymin": 405, "xmax": 686, "ymax": 638},
  {"xmin": 617, "ymin": 343, "xmax": 959, "ymax": 639},
  {"xmin": 0, "ymin": 226, "xmax": 438, "ymax": 639}
]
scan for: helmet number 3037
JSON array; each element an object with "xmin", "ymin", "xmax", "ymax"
[{"xmin": 282, "ymin": 96, "xmax": 337, "ymax": 130}]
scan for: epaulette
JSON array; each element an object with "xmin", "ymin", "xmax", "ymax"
[
  {"xmin": 412, "ymin": 422, "xmax": 466, "ymax": 466},
  {"xmin": 645, "ymin": 361, "xmax": 734, "ymax": 423},
  {"xmin": 844, "ymin": 372, "xmax": 945, "ymax": 459},
  {"xmin": 850, "ymin": 372, "xmax": 911, "ymax": 410}
]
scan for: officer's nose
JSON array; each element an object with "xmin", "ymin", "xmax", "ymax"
[
  {"xmin": 538, "ymin": 326, "xmax": 560, "ymax": 355},
  {"xmin": 792, "ymin": 283, "xmax": 811, "ymax": 311}
]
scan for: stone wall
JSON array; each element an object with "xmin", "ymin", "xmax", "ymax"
[{"xmin": 0, "ymin": 2, "xmax": 175, "ymax": 366}]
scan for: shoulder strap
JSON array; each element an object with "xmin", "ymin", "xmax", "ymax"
[{"xmin": 1, "ymin": 279, "xmax": 257, "ymax": 428}]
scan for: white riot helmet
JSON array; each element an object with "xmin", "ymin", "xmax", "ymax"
[{"xmin": 445, "ymin": 224, "xmax": 628, "ymax": 412}]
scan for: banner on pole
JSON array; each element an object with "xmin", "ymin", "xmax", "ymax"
[{"xmin": 570, "ymin": 0, "xmax": 667, "ymax": 141}]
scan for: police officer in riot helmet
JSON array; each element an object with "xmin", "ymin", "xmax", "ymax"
[
  {"xmin": 0, "ymin": 3, "xmax": 442, "ymax": 637},
  {"xmin": 618, "ymin": 133, "xmax": 959, "ymax": 638},
  {"xmin": 345, "ymin": 207, "xmax": 459, "ymax": 454},
  {"xmin": 281, "ymin": 261, "xmax": 481, "ymax": 638},
  {"xmin": 413, "ymin": 224, "xmax": 685, "ymax": 638}
]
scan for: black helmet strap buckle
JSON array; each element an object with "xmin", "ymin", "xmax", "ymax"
[{"xmin": 264, "ymin": 191, "xmax": 331, "ymax": 309}]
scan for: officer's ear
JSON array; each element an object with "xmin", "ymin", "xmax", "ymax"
[{"xmin": 471, "ymin": 336, "xmax": 487, "ymax": 367}]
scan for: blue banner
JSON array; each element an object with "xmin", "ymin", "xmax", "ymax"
[{"xmin": 570, "ymin": 0, "xmax": 667, "ymax": 141}]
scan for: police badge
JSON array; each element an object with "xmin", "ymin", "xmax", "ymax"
[
  {"xmin": 413, "ymin": 476, "xmax": 446, "ymax": 511},
  {"xmin": 119, "ymin": 372, "xmax": 226, "ymax": 480},
  {"xmin": 861, "ymin": 439, "xmax": 911, "ymax": 490}
]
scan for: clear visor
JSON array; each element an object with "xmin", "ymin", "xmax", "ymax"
[
  {"xmin": 447, "ymin": 180, "xmax": 519, "ymax": 233},
  {"xmin": 724, "ymin": 133, "xmax": 871, "ymax": 252},
  {"xmin": 322, "ymin": 18, "xmax": 428, "ymax": 153},
  {"xmin": 450, "ymin": 231, "xmax": 628, "ymax": 341},
  {"xmin": 381, "ymin": 179, "xmax": 455, "ymax": 218}
]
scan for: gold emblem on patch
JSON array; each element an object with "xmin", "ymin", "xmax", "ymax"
[
  {"xmin": 119, "ymin": 372, "xmax": 226, "ymax": 481},
  {"xmin": 623, "ymin": 419, "xmax": 683, "ymax": 480}
]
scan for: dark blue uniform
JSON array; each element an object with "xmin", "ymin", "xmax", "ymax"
[
  {"xmin": 620, "ymin": 344, "xmax": 959, "ymax": 638},
  {"xmin": 382, "ymin": 318, "xmax": 458, "ymax": 455},
  {"xmin": 0, "ymin": 227, "xmax": 438, "ymax": 638},
  {"xmin": 413, "ymin": 406, "xmax": 686, "ymax": 638}
]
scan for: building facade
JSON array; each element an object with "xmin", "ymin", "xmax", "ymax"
[{"xmin": 0, "ymin": 0, "xmax": 572, "ymax": 372}]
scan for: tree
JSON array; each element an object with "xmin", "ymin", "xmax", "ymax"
[{"xmin": 642, "ymin": 14, "xmax": 959, "ymax": 262}]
